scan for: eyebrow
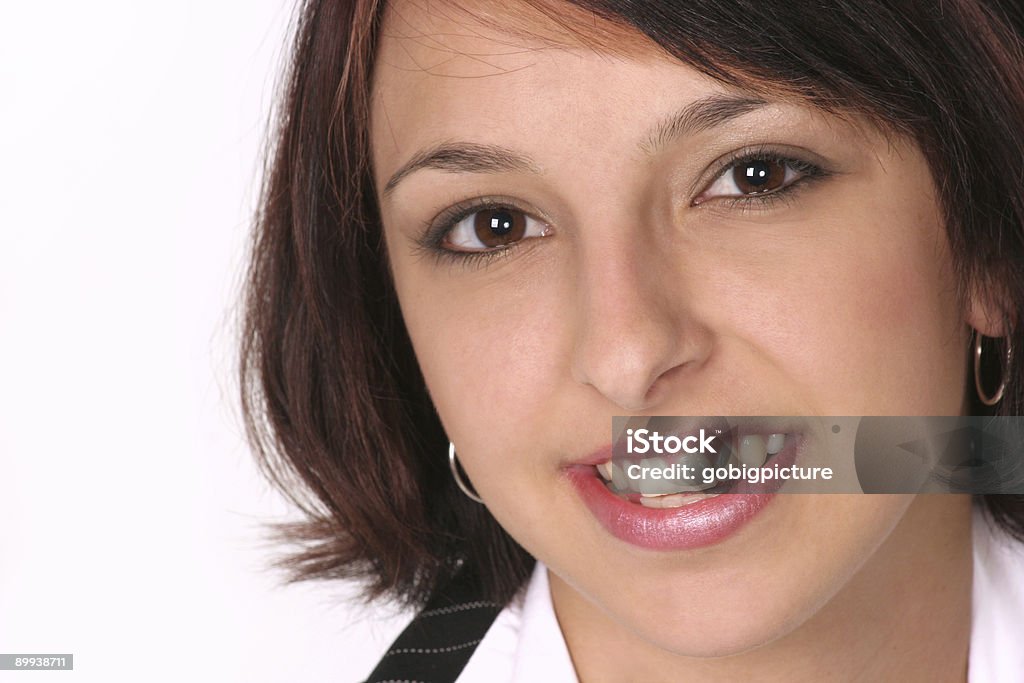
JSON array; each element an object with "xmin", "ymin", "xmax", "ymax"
[
  {"xmin": 382, "ymin": 142, "xmax": 539, "ymax": 197},
  {"xmin": 381, "ymin": 93, "xmax": 768, "ymax": 198},
  {"xmin": 641, "ymin": 94, "xmax": 767, "ymax": 155}
]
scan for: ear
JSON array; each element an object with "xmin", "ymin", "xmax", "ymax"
[{"xmin": 965, "ymin": 280, "xmax": 1011, "ymax": 337}]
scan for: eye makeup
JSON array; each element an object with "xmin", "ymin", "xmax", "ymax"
[
  {"xmin": 692, "ymin": 144, "xmax": 834, "ymax": 207},
  {"xmin": 411, "ymin": 143, "xmax": 836, "ymax": 267}
]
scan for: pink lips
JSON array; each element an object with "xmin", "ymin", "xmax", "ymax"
[{"xmin": 564, "ymin": 433, "xmax": 800, "ymax": 551}]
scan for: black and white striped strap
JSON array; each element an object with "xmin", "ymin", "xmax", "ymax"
[{"xmin": 363, "ymin": 572, "xmax": 504, "ymax": 683}]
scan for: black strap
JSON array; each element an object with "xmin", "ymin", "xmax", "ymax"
[{"xmin": 363, "ymin": 570, "xmax": 504, "ymax": 683}]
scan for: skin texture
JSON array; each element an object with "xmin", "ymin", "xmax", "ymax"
[{"xmin": 369, "ymin": 1, "xmax": 999, "ymax": 680}]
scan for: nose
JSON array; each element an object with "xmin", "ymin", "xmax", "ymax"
[{"xmin": 570, "ymin": 237, "xmax": 712, "ymax": 412}]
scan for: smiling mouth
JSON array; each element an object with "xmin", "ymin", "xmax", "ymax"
[{"xmin": 595, "ymin": 432, "xmax": 793, "ymax": 508}]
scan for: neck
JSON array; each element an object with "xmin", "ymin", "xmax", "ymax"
[{"xmin": 551, "ymin": 495, "xmax": 973, "ymax": 683}]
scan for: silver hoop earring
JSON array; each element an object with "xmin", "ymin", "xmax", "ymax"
[
  {"xmin": 974, "ymin": 329, "xmax": 1013, "ymax": 406},
  {"xmin": 448, "ymin": 442, "xmax": 484, "ymax": 504}
]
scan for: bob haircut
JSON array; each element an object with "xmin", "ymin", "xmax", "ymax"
[{"xmin": 241, "ymin": 0, "xmax": 1024, "ymax": 608}]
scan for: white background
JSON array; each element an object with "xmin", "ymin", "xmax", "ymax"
[{"xmin": 0, "ymin": 2, "xmax": 411, "ymax": 680}]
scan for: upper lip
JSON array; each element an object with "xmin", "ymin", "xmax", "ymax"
[{"xmin": 571, "ymin": 444, "xmax": 615, "ymax": 468}]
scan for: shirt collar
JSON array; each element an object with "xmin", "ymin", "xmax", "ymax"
[{"xmin": 511, "ymin": 562, "xmax": 579, "ymax": 683}]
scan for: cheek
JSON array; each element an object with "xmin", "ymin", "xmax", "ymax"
[
  {"xmin": 717, "ymin": 205, "xmax": 965, "ymax": 415},
  {"xmin": 392, "ymin": 256, "xmax": 569, "ymax": 474}
]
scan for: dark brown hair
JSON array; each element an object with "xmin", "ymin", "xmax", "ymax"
[{"xmin": 240, "ymin": 0, "xmax": 1024, "ymax": 608}]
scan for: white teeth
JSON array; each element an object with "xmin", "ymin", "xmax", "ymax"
[
  {"xmin": 597, "ymin": 431, "xmax": 790, "ymax": 500},
  {"xmin": 640, "ymin": 492, "xmax": 721, "ymax": 509},
  {"xmin": 737, "ymin": 435, "xmax": 768, "ymax": 467},
  {"xmin": 629, "ymin": 454, "xmax": 713, "ymax": 495},
  {"xmin": 677, "ymin": 451, "xmax": 713, "ymax": 474},
  {"xmin": 630, "ymin": 457, "xmax": 669, "ymax": 495},
  {"xmin": 611, "ymin": 460, "xmax": 630, "ymax": 491}
]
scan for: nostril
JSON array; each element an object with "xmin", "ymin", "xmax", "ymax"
[
  {"xmin": 642, "ymin": 362, "xmax": 686, "ymax": 403},
  {"xmin": 569, "ymin": 297, "xmax": 714, "ymax": 411}
]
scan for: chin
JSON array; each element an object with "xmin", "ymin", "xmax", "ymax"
[{"xmin": 619, "ymin": 590, "xmax": 813, "ymax": 659}]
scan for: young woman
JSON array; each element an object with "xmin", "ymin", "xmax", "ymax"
[{"xmin": 240, "ymin": 0, "xmax": 1024, "ymax": 680}]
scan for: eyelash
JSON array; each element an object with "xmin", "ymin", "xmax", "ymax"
[
  {"xmin": 414, "ymin": 195, "xmax": 539, "ymax": 269},
  {"xmin": 700, "ymin": 147, "xmax": 830, "ymax": 211},
  {"xmin": 417, "ymin": 148, "xmax": 830, "ymax": 266}
]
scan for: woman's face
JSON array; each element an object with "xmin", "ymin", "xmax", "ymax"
[{"xmin": 370, "ymin": 0, "xmax": 977, "ymax": 658}]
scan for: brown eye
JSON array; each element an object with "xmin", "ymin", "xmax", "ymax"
[
  {"xmin": 441, "ymin": 204, "xmax": 550, "ymax": 253},
  {"xmin": 732, "ymin": 159, "xmax": 787, "ymax": 194},
  {"xmin": 473, "ymin": 208, "xmax": 526, "ymax": 248},
  {"xmin": 693, "ymin": 154, "xmax": 816, "ymax": 206}
]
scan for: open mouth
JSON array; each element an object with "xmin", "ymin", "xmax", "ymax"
[
  {"xmin": 594, "ymin": 432, "xmax": 793, "ymax": 509},
  {"xmin": 566, "ymin": 423, "xmax": 805, "ymax": 550}
]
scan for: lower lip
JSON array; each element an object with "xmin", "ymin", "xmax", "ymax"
[{"xmin": 565, "ymin": 437, "xmax": 800, "ymax": 551}]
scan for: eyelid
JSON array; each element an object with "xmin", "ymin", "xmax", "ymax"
[
  {"xmin": 413, "ymin": 145, "xmax": 835, "ymax": 267},
  {"xmin": 414, "ymin": 195, "xmax": 552, "ymax": 268},
  {"xmin": 688, "ymin": 144, "xmax": 835, "ymax": 205},
  {"xmin": 419, "ymin": 195, "xmax": 534, "ymax": 249}
]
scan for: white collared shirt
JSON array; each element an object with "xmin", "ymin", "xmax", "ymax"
[{"xmin": 458, "ymin": 509, "xmax": 1024, "ymax": 682}]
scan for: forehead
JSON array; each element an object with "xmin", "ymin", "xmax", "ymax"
[
  {"xmin": 375, "ymin": 0, "xmax": 664, "ymax": 72},
  {"xmin": 369, "ymin": 0, "xmax": 737, "ymax": 184}
]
